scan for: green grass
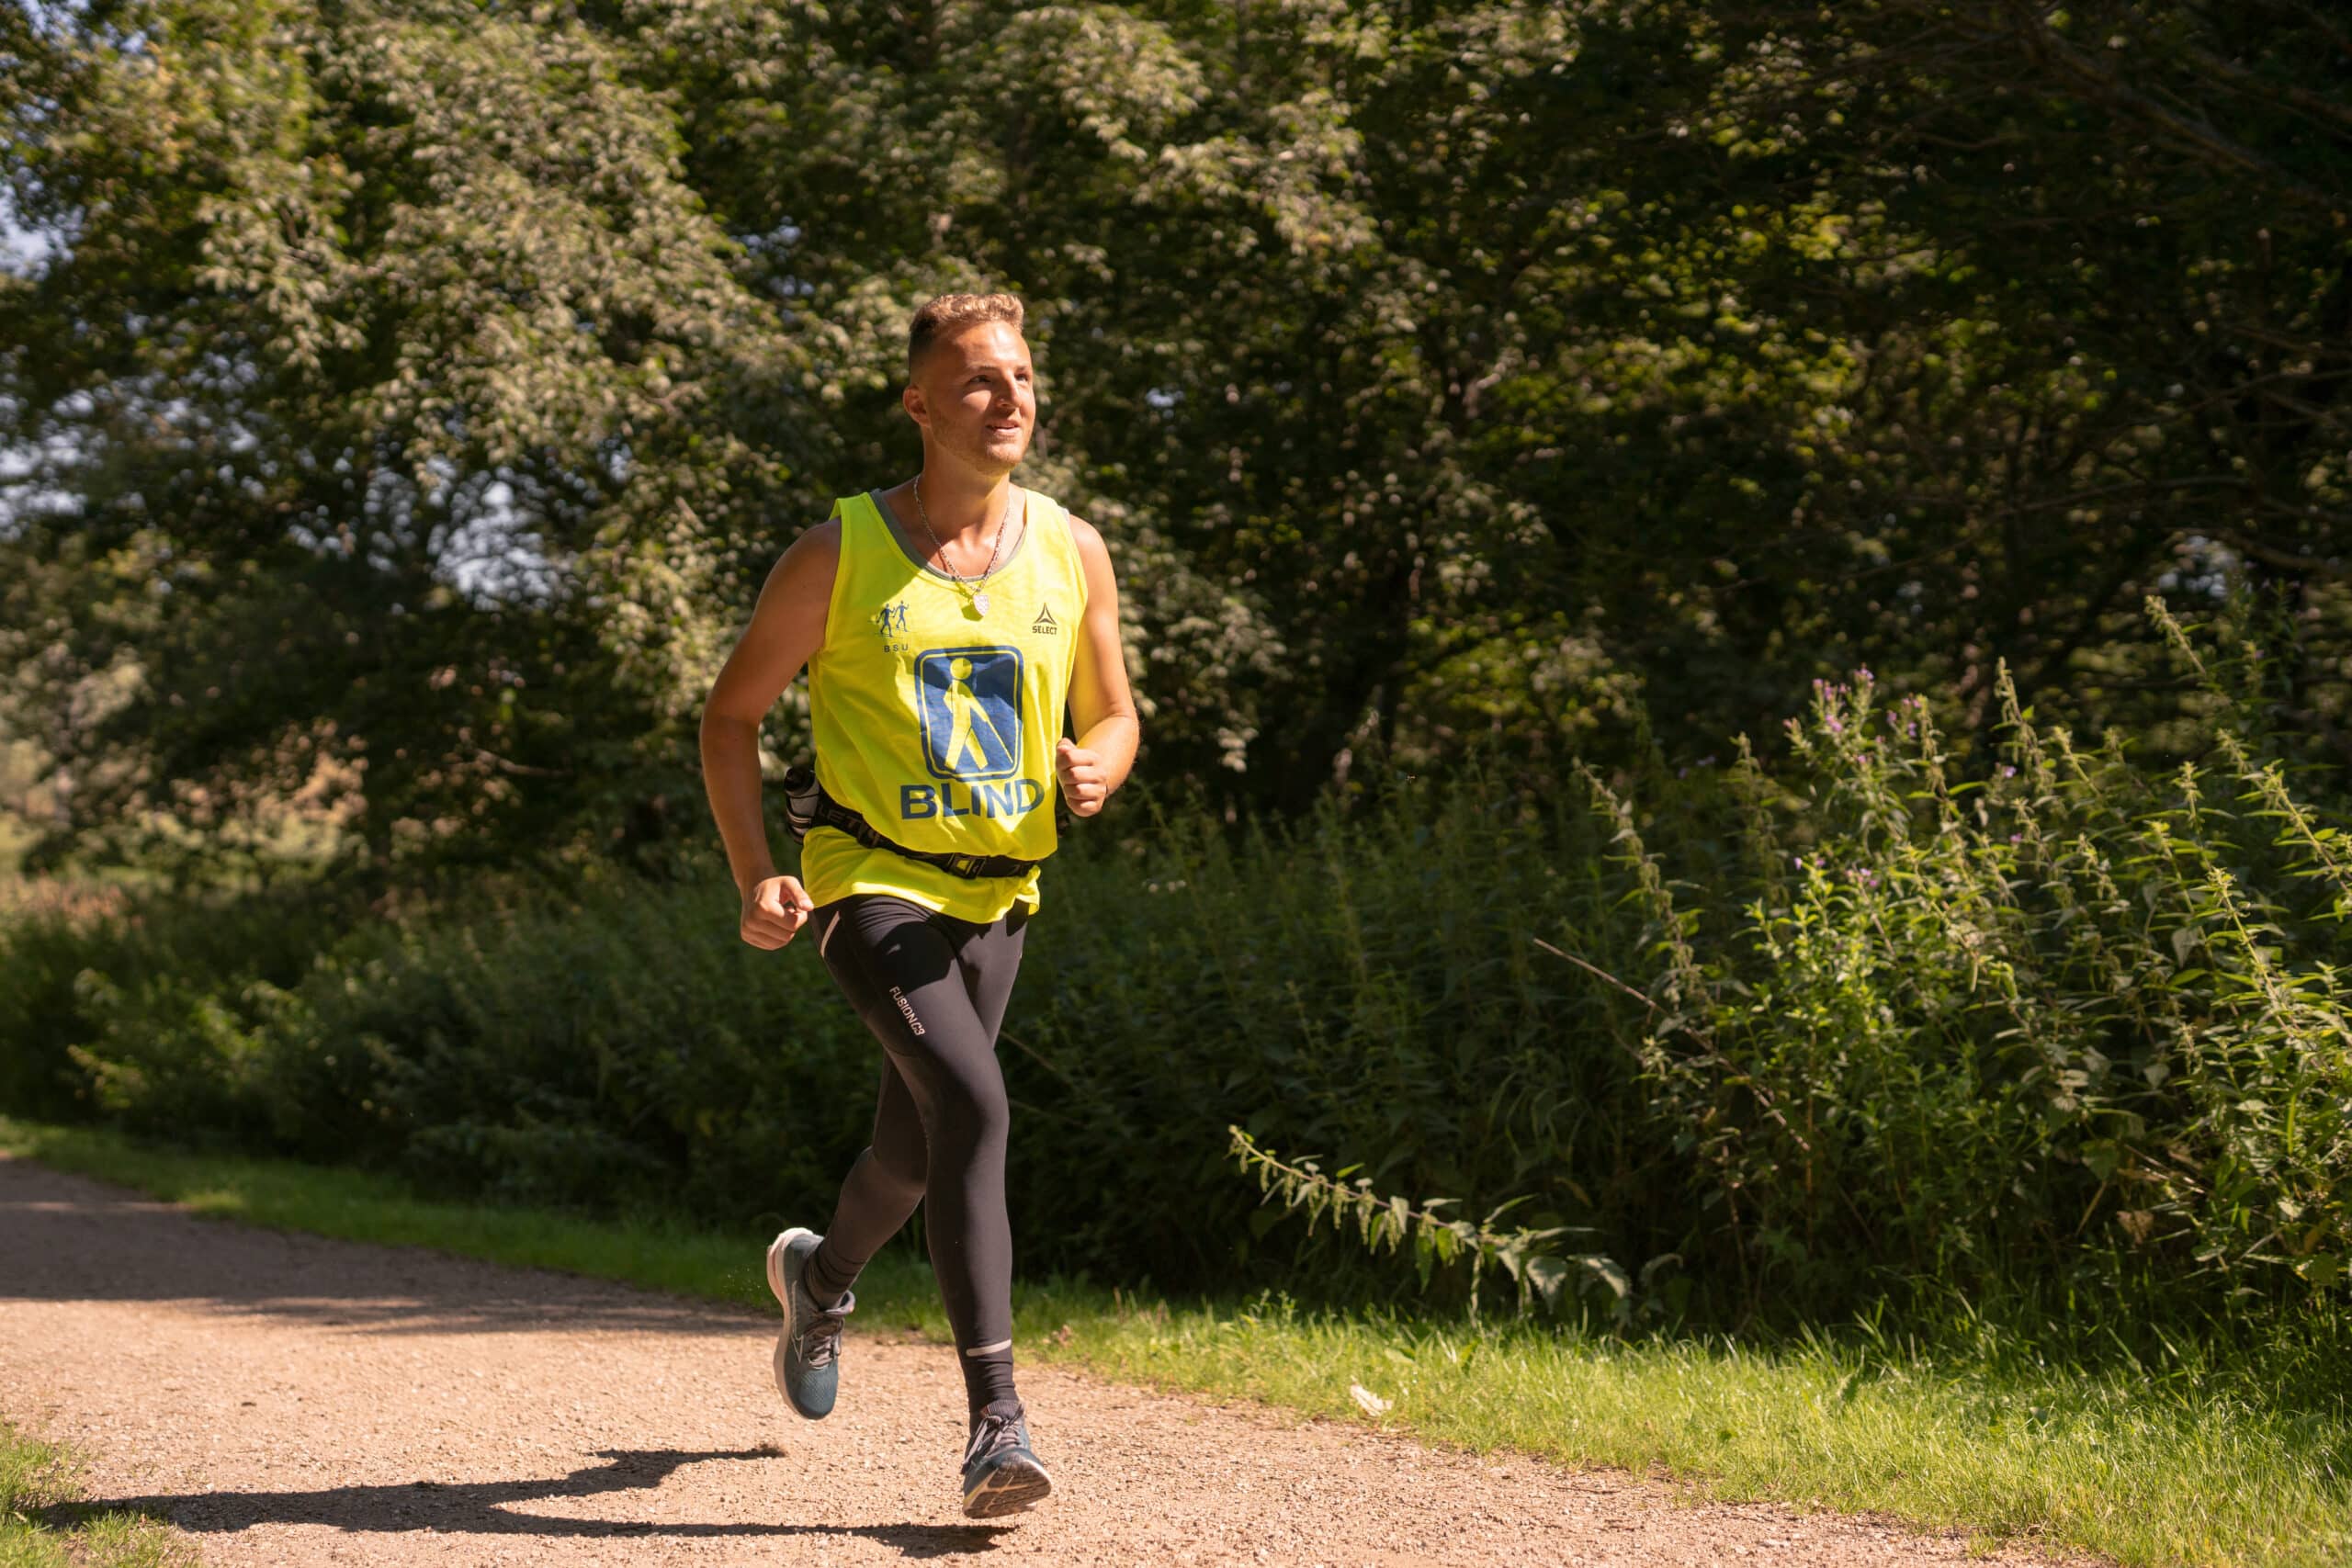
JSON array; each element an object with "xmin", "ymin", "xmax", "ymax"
[
  {"xmin": 0, "ymin": 1417, "xmax": 189, "ymax": 1568},
  {"xmin": 5, "ymin": 1118, "xmax": 2348, "ymax": 1568}
]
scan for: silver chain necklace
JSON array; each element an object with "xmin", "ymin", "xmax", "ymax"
[{"xmin": 910, "ymin": 473, "xmax": 1014, "ymax": 615}]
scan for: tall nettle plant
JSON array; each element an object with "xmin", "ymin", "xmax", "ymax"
[{"xmin": 1578, "ymin": 599, "xmax": 2349, "ymax": 1305}]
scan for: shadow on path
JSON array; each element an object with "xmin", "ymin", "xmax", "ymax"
[
  {"xmin": 0, "ymin": 1156, "xmax": 745, "ymax": 1337},
  {"xmin": 50, "ymin": 1449, "xmax": 1015, "ymax": 1559}
]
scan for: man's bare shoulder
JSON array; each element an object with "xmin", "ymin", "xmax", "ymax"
[
  {"xmin": 1063, "ymin": 513, "xmax": 1121, "ymax": 620},
  {"xmin": 1063, "ymin": 512, "xmax": 1111, "ymax": 563},
  {"xmin": 705, "ymin": 516, "xmax": 842, "ymax": 721},
  {"xmin": 785, "ymin": 515, "xmax": 843, "ymax": 563},
  {"xmin": 764, "ymin": 515, "xmax": 842, "ymax": 588},
  {"xmin": 738, "ymin": 517, "xmax": 841, "ymax": 630}
]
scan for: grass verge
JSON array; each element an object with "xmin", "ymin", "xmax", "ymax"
[
  {"xmin": 5, "ymin": 1117, "xmax": 2346, "ymax": 1568},
  {"xmin": 0, "ymin": 1417, "xmax": 189, "ymax": 1568}
]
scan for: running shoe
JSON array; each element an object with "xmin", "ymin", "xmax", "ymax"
[
  {"xmin": 960, "ymin": 1398, "xmax": 1053, "ymax": 1517},
  {"xmin": 766, "ymin": 1227, "xmax": 854, "ymax": 1419}
]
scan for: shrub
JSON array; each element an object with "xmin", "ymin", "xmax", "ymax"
[
  {"xmin": 6, "ymin": 601, "xmax": 2344, "ymax": 1327},
  {"xmin": 1580, "ymin": 601, "xmax": 2349, "ymax": 1310}
]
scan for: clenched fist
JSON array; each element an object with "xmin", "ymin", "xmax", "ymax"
[
  {"xmin": 1055, "ymin": 737, "xmax": 1108, "ymax": 817},
  {"xmin": 741, "ymin": 873, "xmax": 816, "ymax": 950}
]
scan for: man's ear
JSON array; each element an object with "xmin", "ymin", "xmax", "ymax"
[{"xmin": 901, "ymin": 380, "xmax": 928, "ymax": 430}]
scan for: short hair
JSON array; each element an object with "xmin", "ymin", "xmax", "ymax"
[{"xmin": 908, "ymin": 292, "xmax": 1025, "ymax": 378}]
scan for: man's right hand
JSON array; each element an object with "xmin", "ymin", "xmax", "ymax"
[{"xmin": 741, "ymin": 874, "xmax": 816, "ymax": 949}]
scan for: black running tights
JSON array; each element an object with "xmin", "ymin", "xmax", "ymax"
[{"xmin": 799, "ymin": 893, "xmax": 1025, "ymax": 1415}]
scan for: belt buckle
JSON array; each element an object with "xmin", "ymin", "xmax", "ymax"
[{"xmin": 951, "ymin": 854, "xmax": 978, "ymax": 878}]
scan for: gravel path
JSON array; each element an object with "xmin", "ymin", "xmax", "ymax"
[{"xmin": 0, "ymin": 1155, "xmax": 2087, "ymax": 1566}]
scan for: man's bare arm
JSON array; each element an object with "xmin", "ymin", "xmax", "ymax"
[
  {"xmin": 699, "ymin": 520, "xmax": 839, "ymax": 945},
  {"xmin": 1055, "ymin": 516, "xmax": 1139, "ymax": 816}
]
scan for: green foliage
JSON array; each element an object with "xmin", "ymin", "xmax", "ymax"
[
  {"xmin": 7, "ymin": 605, "xmax": 2345, "ymax": 1333},
  {"xmin": 0, "ymin": 866, "xmax": 887, "ymax": 1213},
  {"xmin": 1577, "ymin": 598, "xmax": 2351, "ymax": 1310},
  {"xmin": 0, "ymin": 878, "xmax": 356, "ymax": 1124},
  {"xmin": 6, "ymin": 0, "xmax": 2349, "ymax": 878},
  {"xmin": 1227, "ymin": 1123, "xmax": 1632, "ymax": 1324},
  {"xmin": 0, "ymin": 1416, "xmax": 188, "ymax": 1568},
  {"xmin": 1, "ymin": 0, "xmax": 806, "ymax": 880}
]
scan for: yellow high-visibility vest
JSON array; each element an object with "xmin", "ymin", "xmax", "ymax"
[{"xmin": 800, "ymin": 486, "xmax": 1087, "ymax": 922}]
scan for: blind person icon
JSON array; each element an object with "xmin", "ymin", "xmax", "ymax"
[{"xmin": 916, "ymin": 647, "xmax": 1024, "ymax": 783}]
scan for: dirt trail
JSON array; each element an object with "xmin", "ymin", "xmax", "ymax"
[{"xmin": 0, "ymin": 1156, "xmax": 2084, "ymax": 1566}]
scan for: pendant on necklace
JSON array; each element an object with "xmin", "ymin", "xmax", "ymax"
[{"xmin": 971, "ymin": 590, "xmax": 990, "ymax": 615}]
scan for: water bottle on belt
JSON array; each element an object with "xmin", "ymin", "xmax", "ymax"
[{"xmin": 782, "ymin": 763, "xmax": 821, "ymax": 844}]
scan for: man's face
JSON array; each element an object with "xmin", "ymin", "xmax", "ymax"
[{"xmin": 906, "ymin": 321, "xmax": 1035, "ymax": 477}]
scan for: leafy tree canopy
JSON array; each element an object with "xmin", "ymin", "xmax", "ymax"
[{"xmin": 3, "ymin": 0, "xmax": 2346, "ymax": 879}]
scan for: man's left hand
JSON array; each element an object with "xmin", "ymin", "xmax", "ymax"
[{"xmin": 1055, "ymin": 737, "xmax": 1108, "ymax": 817}]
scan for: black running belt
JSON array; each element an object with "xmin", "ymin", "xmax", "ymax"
[{"xmin": 782, "ymin": 764, "xmax": 1043, "ymax": 881}]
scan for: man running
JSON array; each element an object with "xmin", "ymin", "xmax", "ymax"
[{"xmin": 698, "ymin": 291, "xmax": 1138, "ymax": 1518}]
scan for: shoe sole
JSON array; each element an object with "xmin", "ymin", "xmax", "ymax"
[
  {"xmin": 766, "ymin": 1227, "xmax": 828, "ymax": 1419},
  {"xmin": 962, "ymin": 1453, "xmax": 1054, "ymax": 1518}
]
